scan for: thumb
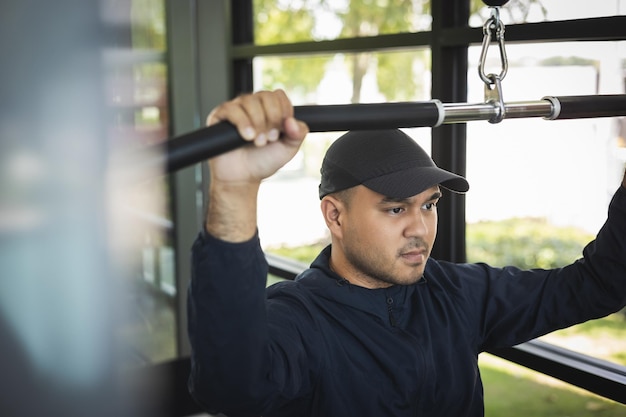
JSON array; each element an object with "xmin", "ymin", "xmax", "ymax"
[{"xmin": 282, "ymin": 116, "xmax": 309, "ymax": 146}]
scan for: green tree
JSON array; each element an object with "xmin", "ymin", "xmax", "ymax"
[
  {"xmin": 131, "ymin": 0, "xmax": 167, "ymax": 50},
  {"xmin": 253, "ymin": 0, "xmax": 328, "ymax": 97},
  {"xmin": 253, "ymin": 0, "xmax": 547, "ymax": 102},
  {"xmin": 253, "ymin": 0, "xmax": 427, "ymax": 102},
  {"xmin": 466, "ymin": 217, "xmax": 594, "ymax": 269},
  {"xmin": 329, "ymin": 0, "xmax": 425, "ymax": 103}
]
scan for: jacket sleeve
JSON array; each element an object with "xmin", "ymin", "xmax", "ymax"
[
  {"xmin": 473, "ymin": 185, "xmax": 626, "ymax": 350},
  {"xmin": 187, "ymin": 231, "xmax": 314, "ymax": 416}
]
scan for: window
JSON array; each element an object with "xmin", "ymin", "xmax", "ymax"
[
  {"xmin": 237, "ymin": 0, "xmax": 626, "ymax": 411},
  {"xmin": 466, "ymin": 41, "xmax": 626, "ymax": 366},
  {"xmin": 470, "ymin": 0, "xmax": 626, "ymax": 26},
  {"xmin": 108, "ymin": 0, "xmax": 177, "ymax": 367},
  {"xmin": 254, "ymin": 0, "xmax": 432, "ymax": 45},
  {"xmin": 254, "ymin": 49, "xmax": 433, "ymax": 256}
]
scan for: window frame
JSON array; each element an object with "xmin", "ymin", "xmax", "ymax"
[{"xmin": 179, "ymin": 0, "xmax": 626, "ymax": 406}]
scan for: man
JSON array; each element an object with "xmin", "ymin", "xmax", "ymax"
[{"xmin": 187, "ymin": 89, "xmax": 626, "ymax": 416}]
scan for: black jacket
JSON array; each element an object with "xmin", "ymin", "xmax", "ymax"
[{"xmin": 188, "ymin": 186, "xmax": 626, "ymax": 417}]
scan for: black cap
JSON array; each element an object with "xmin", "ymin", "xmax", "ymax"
[{"xmin": 319, "ymin": 129, "xmax": 469, "ymax": 199}]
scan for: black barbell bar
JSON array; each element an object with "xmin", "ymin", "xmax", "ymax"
[
  {"xmin": 158, "ymin": 95, "xmax": 626, "ymax": 175},
  {"xmin": 166, "ymin": 101, "xmax": 442, "ymax": 173}
]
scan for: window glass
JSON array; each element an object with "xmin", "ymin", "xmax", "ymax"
[
  {"xmin": 131, "ymin": 0, "xmax": 167, "ymax": 51},
  {"xmin": 253, "ymin": 0, "xmax": 432, "ymax": 45},
  {"xmin": 253, "ymin": 49, "xmax": 432, "ymax": 257},
  {"xmin": 466, "ymin": 41, "xmax": 626, "ymax": 366},
  {"xmin": 479, "ymin": 353, "xmax": 625, "ymax": 415},
  {"xmin": 108, "ymin": 0, "xmax": 177, "ymax": 367},
  {"xmin": 251, "ymin": 4, "xmax": 626, "ymax": 407},
  {"xmin": 470, "ymin": 0, "xmax": 626, "ymax": 26}
]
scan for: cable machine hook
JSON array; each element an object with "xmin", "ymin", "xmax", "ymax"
[
  {"xmin": 478, "ymin": 5, "xmax": 509, "ymax": 123},
  {"xmin": 478, "ymin": 7, "xmax": 508, "ymax": 84}
]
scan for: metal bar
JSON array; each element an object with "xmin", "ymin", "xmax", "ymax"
[
  {"xmin": 266, "ymin": 253, "xmax": 309, "ymax": 281},
  {"xmin": 231, "ymin": 32, "xmax": 432, "ymax": 59},
  {"xmin": 295, "ymin": 101, "xmax": 442, "ymax": 132},
  {"xmin": 555, "ymin": 94, "xmax": 626, "ymax": 120},
  {"xmin": 443, "ymin": 100, "xmax": 555, "ymax": 123},
  {"xmin": 144, "ymin": 94, "xmax": 626, "ymax": 176},
  {"xmin": 489, "ymin": 340, "xmax": 626, "ymax": 404},
  {"xmin": 164, "ymin": 101, "xmax": 442, "ymax": 173},
  {"xmin": 231, "ymin": 16, "xmax": 626, "ymax": 58}
]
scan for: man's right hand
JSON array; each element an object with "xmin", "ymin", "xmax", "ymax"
[
  {"xmin": 207, "ymin": 89, "xmax": 309, "ymax": 185},
  {"xmin": 204, "ymin": 90, "xmax": 308, "ymax": 242}
]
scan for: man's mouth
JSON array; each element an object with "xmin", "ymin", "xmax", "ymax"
[{"xmin": 400, "ymin": 249, "xmax": 426, "ymax": 264}]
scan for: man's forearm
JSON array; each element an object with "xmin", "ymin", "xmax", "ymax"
[{"xmin": 205, "ymin": 180, "xmax": 260, "ymax": 243}]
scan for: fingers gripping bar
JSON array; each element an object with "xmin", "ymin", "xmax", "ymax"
[{"xmin": 167, "ymin": 101, "xmax": 442, "ymax": 173}]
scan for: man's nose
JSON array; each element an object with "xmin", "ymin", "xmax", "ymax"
[{"xmin": 404, "ymin": 211, "xmax": 429, "ymax": 238}]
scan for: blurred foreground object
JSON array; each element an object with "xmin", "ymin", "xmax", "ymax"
[{"xmin": 0, "ymin": 1, "xmax": 162, "ymax": 416}]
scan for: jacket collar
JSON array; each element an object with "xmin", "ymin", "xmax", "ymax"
[{"xmin": 296, "ymin": 245, "xmax": 416, "ymax": 325}]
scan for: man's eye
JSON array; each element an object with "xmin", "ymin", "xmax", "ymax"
[
  {"xmin": 388, "ymin": 207, "xmax": 404, "ymax": 214},
  {"xmin": 422, "ymin": 202, "xmax": 437, "ymax": 211}
]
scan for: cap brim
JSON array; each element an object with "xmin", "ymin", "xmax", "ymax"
[{"xmin": 362, "ymin": 166, "xmax": 469, "ymax": 199}]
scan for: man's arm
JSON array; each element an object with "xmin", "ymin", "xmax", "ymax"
[
  {"xmin": 188, "ymin": 90, "xmax": 311, "ymax": 415},
  {"xmin": 204, "ymin": 89, "xmax": 308, "ymax": 242},
  {"xmin": 476, "ymin": 168, "xmax": 626, "ymax": 350}
]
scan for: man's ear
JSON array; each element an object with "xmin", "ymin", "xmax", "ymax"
[{"xmin": 320, "ymin": 195, "xmax": 345, "ymax": 237}]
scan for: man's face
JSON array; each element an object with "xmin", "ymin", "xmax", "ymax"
[{"xmin": 335, "ymin": 185, "xmax": 440, "ymax": 289}]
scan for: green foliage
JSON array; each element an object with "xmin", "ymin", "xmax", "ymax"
[
  {"xmin": 267, "ymin": 241, "xmax": 327, "ymax": 265},
  {"xmin": 335, "ymin": 0, "xmax": 424, "ymax": 102},
  {"xmin": 257, "ymin": 55, "xmax": 328, "ymax": 98},
  {"xmin": 466, "ymin": 217, "xmax": 594, "ymax": 269},
  {"xmin": 253, "ymin": 0, "xmax": 549, "ymax": 102},
  {"xmin": 253, "ymin": 0, "xmax": 428, "ymax": 101},
  {"xmin": 269, "ymin": 217, "xmax": 595, "ymax": 271},
  {"xmin": 253, "ymin": 0, "xmax": 327, "ymax": 94},
  {"xmin": 254, "ymin": 0, "xmax": 318, "ymax": 44},
  {"xmin": 131, "ymin": 0, "xmax": 167, "ymax": 50},
  {"xmin": 334, "ymin": 0, "xmax": 416, "ymax": 38},
  {"xmin": 556, "ymin": 312, "xmax": 626, "ymax": 337},
  {"xmin": 548, "ymin": 312, "xmax": 626, "ymax": 365},
  {"xmin": 376, "ymin": 50, "xmax": 427, "ymax": 102},
  {"xmin": 540, "ymin": 56, "xmax": 598, "ymax": 67},
  {"xmin": 481, "ymin": 356, "xmax": 626, "ymax": 416}
]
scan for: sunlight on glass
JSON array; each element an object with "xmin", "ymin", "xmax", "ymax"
[
  {"xmin": 470, "ymin": 0, "xmax": 626, "ymax": 26},
  {"xmin": 106, "ymin": 0, "xmax": 177, "ymax": 367},
  {"xmin": 254, "ymin": 0, "xmax": 432, "ymax": 45},
  {"xmin": 467, "ymin": 41, "xmax": 626, "ymax": 365},
  {"xmin": 251, "ymin": 6, "xmax": 626, "ymax": 410},
  {"xmin": 253, "ymin": 49, "xmax": 432, "ymax": 254},
  {"xmin": 479, "ymin": 353, "xmax": 625, "ymax": 415}
]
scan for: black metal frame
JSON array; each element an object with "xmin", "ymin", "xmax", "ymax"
[
  {"xmin": 228, "ymin": 7, "xmax": 626, "ymax": 264},
  {"xmin": 140, "ymin": 3, "xmax": 626, "ymax": 414}
]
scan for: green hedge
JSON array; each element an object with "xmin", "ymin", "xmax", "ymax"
[
  {"xmin": 267, "ymin": 217, "xmax": 595, "ymax": 270},
  {"xmin": 466, "ymin": 217, "xmax": 594, "ymax": 269}
]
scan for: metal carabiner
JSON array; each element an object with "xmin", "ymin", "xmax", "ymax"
[
  {"xmin": 478, "ymin": 7, "xmax": 508, "ymax": 85},
  {"xmin": 484, "ymin": 74, "xmax": 505, "ymax": 124}
]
